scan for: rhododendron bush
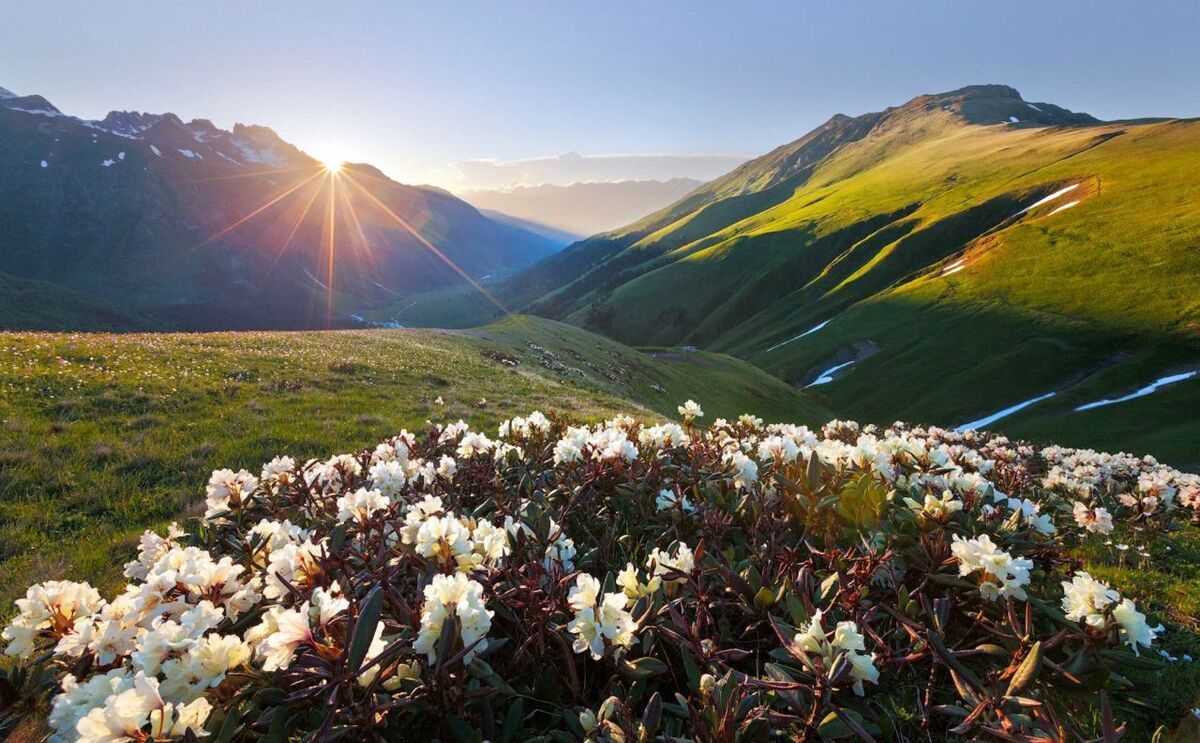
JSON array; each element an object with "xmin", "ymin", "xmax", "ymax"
[{"xmin": 4, "ymin": 405, "xmax": 1199, "ymax": 741}]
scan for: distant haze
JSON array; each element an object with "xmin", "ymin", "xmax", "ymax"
[
  {"xmin": 442, "ymin": 153, "xmax": 746, "ymax": 191},
  {"xmin": 462, "ymin": 178, "xmax": 705, "ymax": 238}
]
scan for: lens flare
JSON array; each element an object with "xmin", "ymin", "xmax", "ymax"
[{"xmin": 182, "ymin": 157, "xmax": 508, "ymax": 328}]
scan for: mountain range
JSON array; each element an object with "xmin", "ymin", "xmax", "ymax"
[
  {"xmin": 461, "ymin": 178, "xmax": 704, "ymax": 240},
  {"xmin": 502, "ymin": 84, "xmax": 1200, "ymax": 461},
  {"xmin": 0, "ymin": 86, "xmax": 559, "ymax": 330},
  {"xmin": 2, "ymin": 82, "xmax": 1197, "ymax": 460}
]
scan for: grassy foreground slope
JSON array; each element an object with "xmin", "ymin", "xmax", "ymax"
[
  {"xmin": 508, "ymin": 86, "xmax": 1200, "ymax": 460},
  {"xmin": 0, "ymin": 317, "xmax": 824, "ymax": 607}
]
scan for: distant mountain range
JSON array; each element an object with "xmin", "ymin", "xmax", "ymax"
[
  {"xmin": 461, "ymin": 178, "xmax": 704, "ymax": 239},
  {"xmin": 503, "ymin": 84, "xmax": 1200, "ymax": 459},
  {"xmin": 0, "ymin": 86, "xmax": 560, "ymax": 330}
]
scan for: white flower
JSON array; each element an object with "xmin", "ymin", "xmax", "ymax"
[
  {"xmin": 49, "ymin": 669, "xmax": 133, "ymax": 742},
  {"xmin": 903, "ymin": 491, "xmax": 963, "ymax": 520},
  {"xmin": 413, "ymin": 573, "xmax": 492, "ymax": 664},
  {"xmin": 253, "ymin": 604, "xmax": 313, "ymax": 671},
  {"xmin": 1060, "ymin": 571, "xmax": 1120, "ymax": 627},
  {"xmin": 260, "ymin": 455, "xmax": 297, "ymax": 488},
  {"xmin": 160, "ymin": 633, "xmax": 251, "ymax": 700},
  {"xmin": 588, "ymin": 427, "xmax": 638, "ymax": 462},
  {"xmin": 1006, "ymin": 498, "xmax": 1056, "ymax": 535},
  {"xmin": 728, "ymin": 451, "xmax": 758, "ymax": 490},
  {"xmin": 738, "ymin": 414, "xmax": 764, "ymax": 429},
  {"xmin": 616, "ymin": 563, "xmax": 661, "ymax": 605},
  {"xmin": 655, "ymin": 488, "xmax": 696, "ymax": 514},
  {"xmin": 639, "ymin": 423, "xmax": 690, "ymax": 449},
  {"xmin": 368, "ymin": 460, "xmax": 407, "ymax": 497},
  {"xmin": 76, "ymin": 672, "xmax": 211, "ymax": 743},
  {"xmin": 647, "ymin": 543, "xmax": 695, "ymax": 586},
  {"xmin": 263, "ymin": 539, "xmax": 324, "ymax": 600},
  {"xmin": 336, "ymin": 488, "xmax": 390, "ymax": 524},
  {"xmin": 1072, "ymin": 502, "xmax": 1114, "ymax": 535},
  {"xmin": 204, "ymin": 468, "xmax": 259, "ymax": 518},
  {"xmin": 553, "ymin": 427, "xmax": 589, "ymax": 464},
  {"xmin": 456, "ymin": 431, "xmax": 494, "ymax": 458},
  {"xmin": 437, "ymin": 455, "xmax": 457, "ymax": 480},
  {"xmin": 3, "ymin": 580, "xmax": 104, "ymax": 658},
  {"xmin": 124, "ymin": 523, "xmax": 187, "ymax": 580},
  {"xmin": 415, "ymin": 515, "xmax": 472, "ymax": 561},
  {"xmin": 566, "ymin": 574, "xmax": 637, "ymax": 660},
  {"xmin": 1112, "ymin": 597, "xmax": 1163, "ymax": 655},
  {"xmin": 757, "ymin": 435, "xmax": 800, "ymax": 463},
  {"xmin": 950, "ymin": 534, "xmax": 1033, "ymax": 601},
  {"xmin": 792, "ymin": 611, "xmax": 879, "ymax": 695},
  {"xmin": 543, "ymin": 520, "xmax": 577, "ymax": 572},
  {"xmin": 677, "ymin": 399, "xmax": 704, "ymax": 422}
]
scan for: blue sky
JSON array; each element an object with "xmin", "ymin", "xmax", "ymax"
[{"xmin": 4, "ymin": 1, "xmax": 1197, "ymax": 189}]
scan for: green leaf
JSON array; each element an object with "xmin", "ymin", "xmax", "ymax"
[
  {"xmin": 642, "ymin": 692, "xmax": 663, "ymax": 737},
  {"xmin": 818, "ymin": 709, "xmax": 854, "ymax": 739},
  {"xmin": 681, "ymin": 648, "xmax": 701, "ymax": 691},
  {"xmin": 346, "ymin": 584, "xmax": 384, "ymax": 673},
  {"xmin": 447, "ymin": 716, "xmax": 483, "ymax": 743},
  {"xmin": 500, "ymin": 698, "xmax": 525, "ymax": 743},
  {"xmin": 1006, "ymin": 641, "xmax": 1043, "ymax": 697},
  {"xmin": 618, "ymin": 656, "xmax": 669, "ymax": 679},
  {"xmin": 806, "ymin": 452, "xmax": 822, "ymax": 492},
  {"xmin": 816, "ymin": 572, "xmax": 839, "ymax": 604}
]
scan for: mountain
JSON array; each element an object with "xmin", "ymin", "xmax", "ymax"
[
  {"xmin": 0, "ymin": 88, "xmax": 559, "ymax": 330},
  {"xmin": 461, "ymin": 178, "xmax": 704, "ymax": 239},
  {"xmin": 508, "ymin": 85, "xmax": 1200, "ymax": 461},
  {"xmin": 477, "ymin": 209, "xmax": 581, "ymax": 247}
]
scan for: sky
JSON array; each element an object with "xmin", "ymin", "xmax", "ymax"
[{"xmin": 4, "ymin": 1, "xmax": 1198, "ymax": 191}]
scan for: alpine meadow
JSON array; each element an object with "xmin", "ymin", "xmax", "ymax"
[{"xmin": 2, "ymin": 3, "xmax": 1200, "ymax": 742}]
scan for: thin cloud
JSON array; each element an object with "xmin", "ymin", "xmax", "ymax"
[{"xmin": 437, "ymin": 151, "xmax": 752, "ymax": 191}]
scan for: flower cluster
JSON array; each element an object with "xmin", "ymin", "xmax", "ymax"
[{"xmin": 4, "ymin": 408, "xmax": 1197, "ymax": 741}]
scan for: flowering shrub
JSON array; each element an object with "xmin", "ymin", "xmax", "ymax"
[{"xmin": 3, "ymin": 404, "xmax": 1198, "ymax": 741}]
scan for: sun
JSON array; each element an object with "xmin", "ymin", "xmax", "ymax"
[{"xmin": 321, "ymin": 158, "xmax": 344, "ymax": 175}]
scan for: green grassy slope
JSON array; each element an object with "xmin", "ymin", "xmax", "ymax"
[
  {"xmin": 0, "ymin": 271, "xmax": 162, "ymax": 331},
  {"xmin": 0, "ymin": 317, "xmax": 825, "ymax": 607},
  {"xmin": 461, "ymin": 315, "xmax": 827, "ymax": 422},
  {"xmin": 509, "ymin": 86, "xmax": 1200, "ymax": 460}
]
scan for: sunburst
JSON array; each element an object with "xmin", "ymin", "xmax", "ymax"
[{"xmin": 186, "ymin": 154, "xmax": 508, "ymax": 328}]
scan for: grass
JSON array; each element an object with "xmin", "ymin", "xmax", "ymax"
[
  {"xmin": 0, "ymin": 316, "xmax": 824, "ymax": 609},
  {"xmin": 358, "ymin": 282, "xmax": 509, "ymax": 329}
]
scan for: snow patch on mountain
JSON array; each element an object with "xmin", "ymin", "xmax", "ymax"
[
  {"xmin": 1015, "ymin": 183, "xmax": 1079, "ymax": 217},
  {"xmin": 1048, "ymin": 200, "xmax": 1079, "ymax": 216},
  {"xmin": 806, "ymin": 360, "xmax": 855, "ymax": 387},
  {"xmin": 1075, "ymin": 371, "xmax": 1198, "ymax": 412},
  {"xmin": 956, "ymin": 392, "xmax": 1056, "ymax": 432},
  {"xmin": 232, "ymin": 139, "xmax": 286, "ymax": 166},
  {"xmin": 765, "ymin": 319, "xmax": 832, "ymax": 353}
]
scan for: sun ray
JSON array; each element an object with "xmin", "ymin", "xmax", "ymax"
[
  {"xmin": 195, "ymin": 170, "xmax": 325, "ymax": 249},
  {"xmin": 337, "ymin": 179, "xmax": 379, "ymax": 276},
  {"xmin": 323, "ymin": 171, "xmax": 338, "ymax": 327},
  {"xmin": 341, "ymin": 171, "xmax": 510, "ymax": 317},
  {"xmin": 266, "ymin": 174, "xmax": 326, "ymax": 273},
  {"xmin": 187, "ymin": 164, "xmax": 317, "ymax": 184}
]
